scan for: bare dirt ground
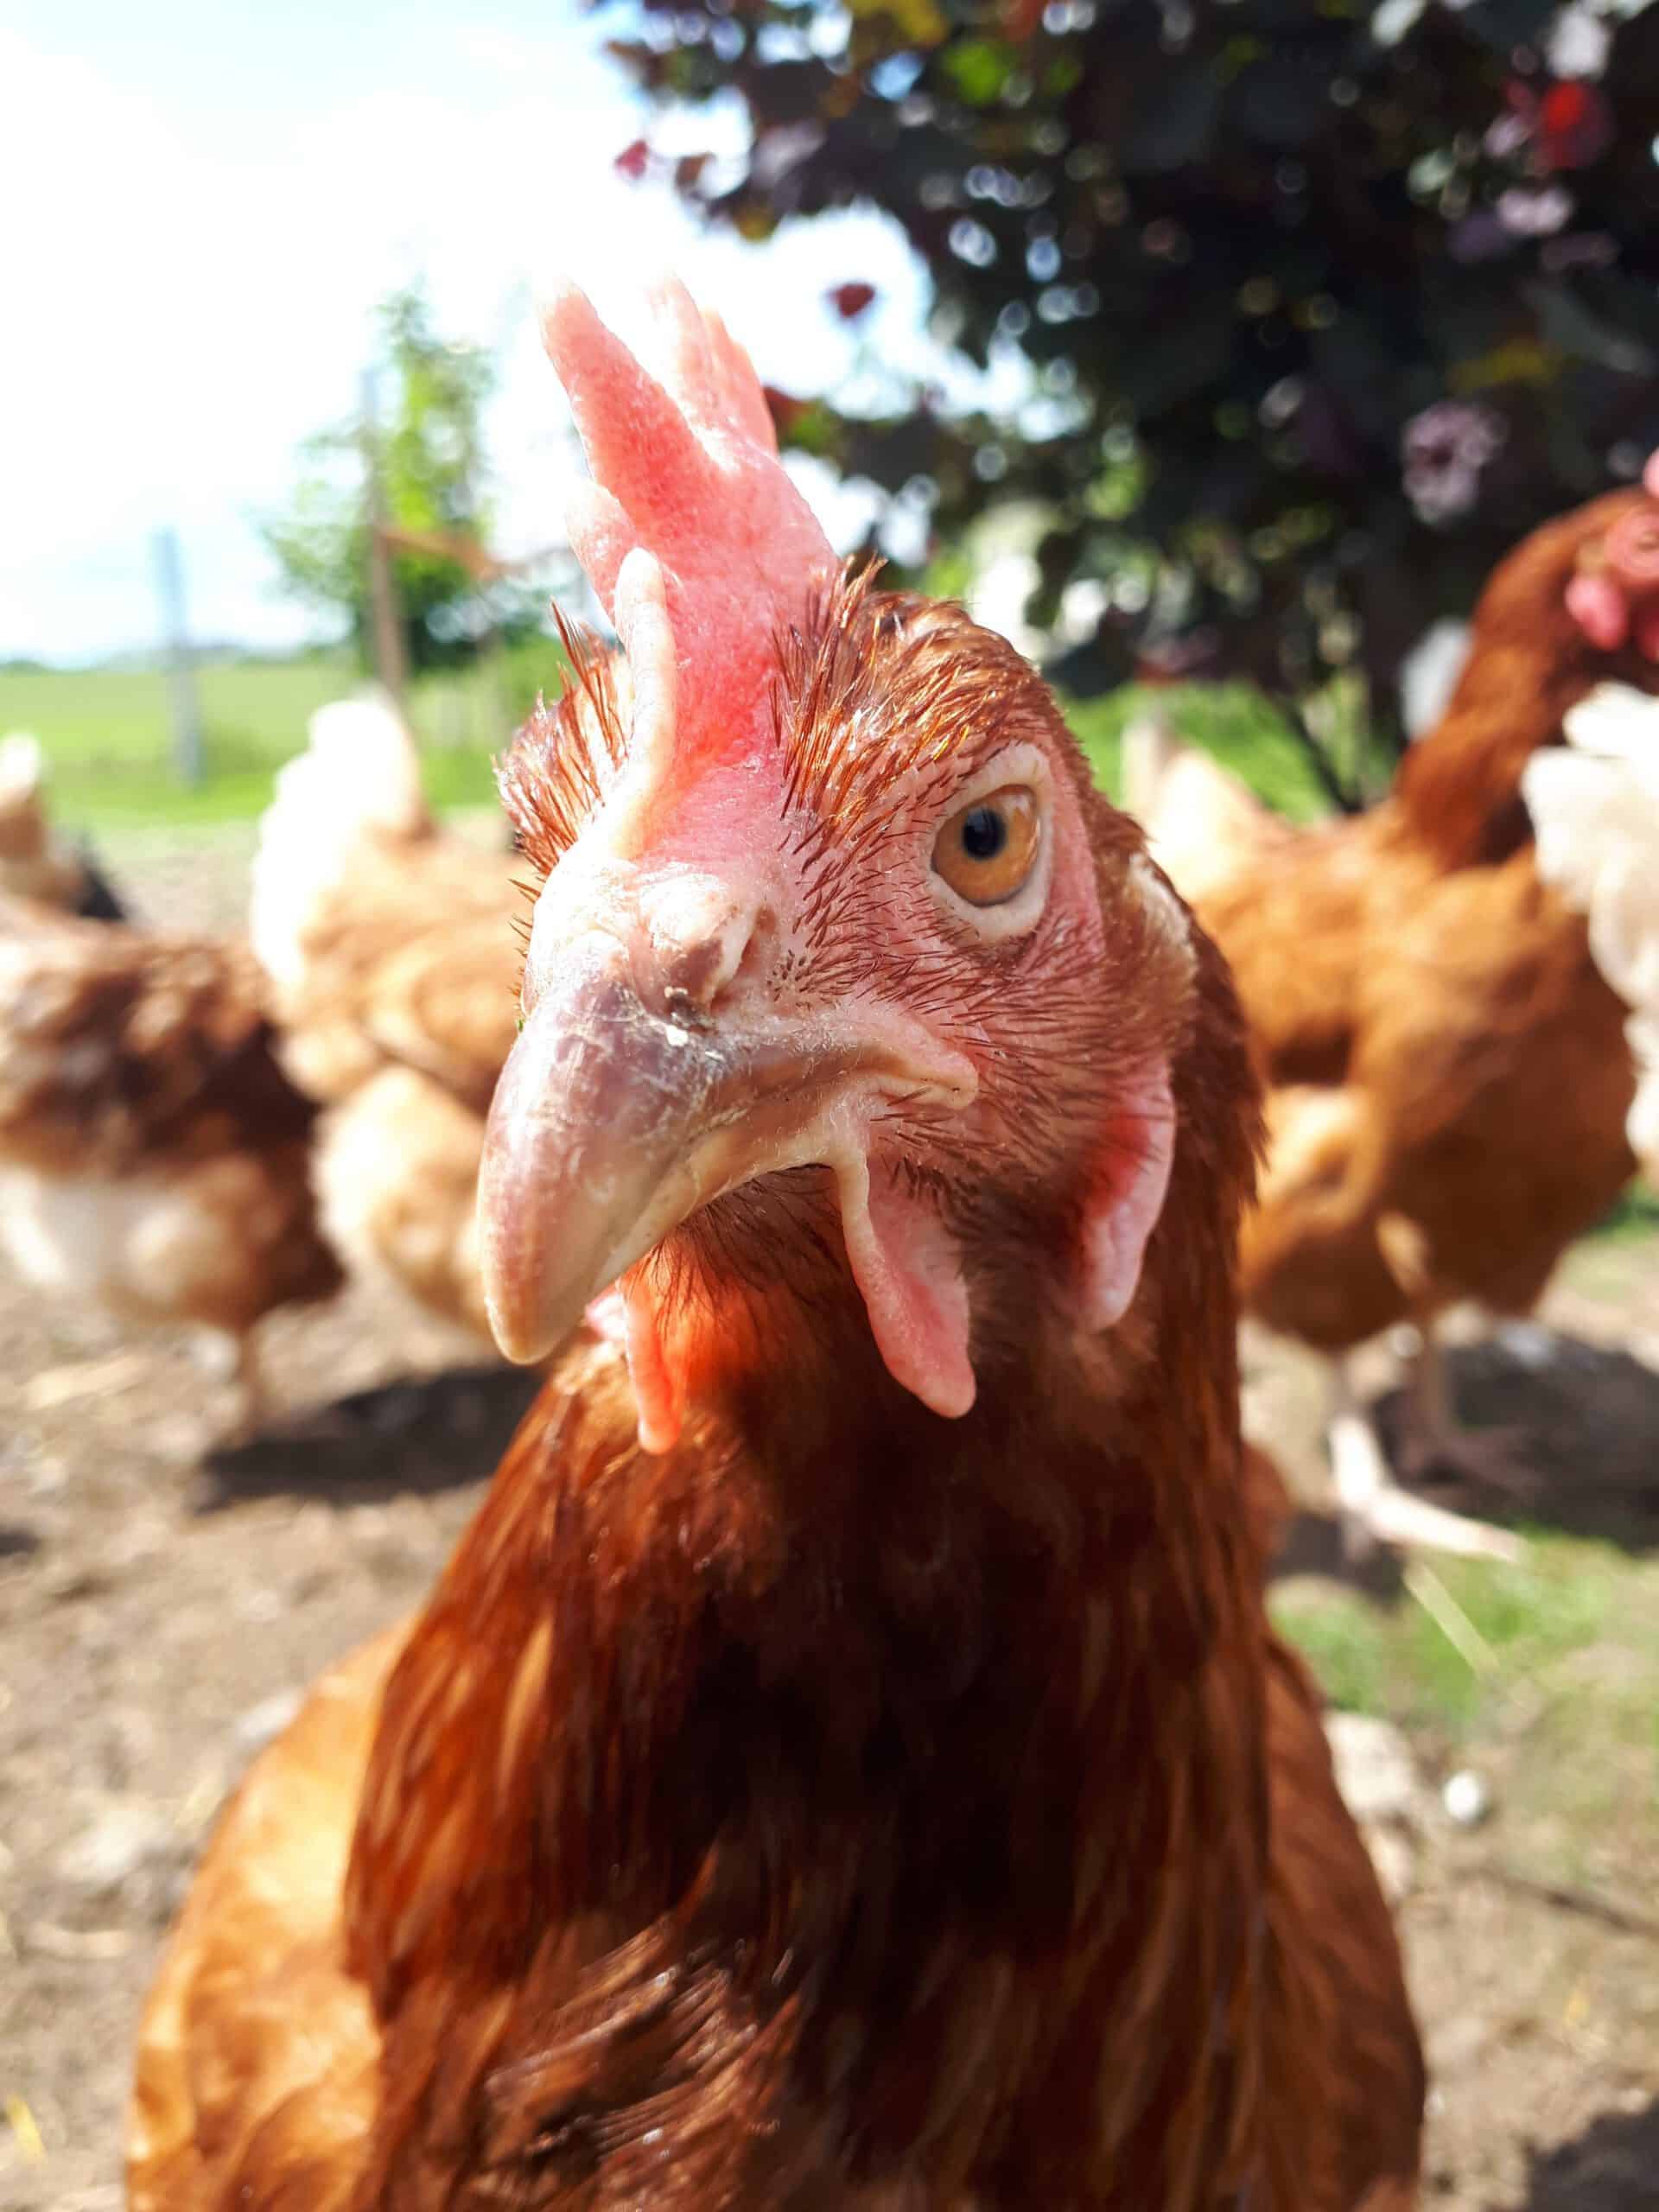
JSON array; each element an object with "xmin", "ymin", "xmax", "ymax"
[{"xmin": 2, "ymin": 829, "xmax": 1657, "ymax": 2210}]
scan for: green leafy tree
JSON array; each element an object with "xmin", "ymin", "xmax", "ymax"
[
  {"xmin": 607, "ymin": 0, "xmax": 1659, "ymax": 804},
  {"xmin": 264, "ymin": 284, "xmax": 545, "ymax": 673}
]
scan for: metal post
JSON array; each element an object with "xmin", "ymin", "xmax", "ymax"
[
  {"xmin": 153, "ymin": 526, "xmax": 204, "ymax": 790},
  {"xmin": 361, "ymin": 366, "xmax": 408, "ymax": 705}
]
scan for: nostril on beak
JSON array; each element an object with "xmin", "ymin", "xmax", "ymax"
[
  {"xmin": 641, "ymin": 882, "xmax": 776, "ymax": 1017},
  {"xmin": 730, "ymin": 904, "xmax": 777, "ymax": 992}
]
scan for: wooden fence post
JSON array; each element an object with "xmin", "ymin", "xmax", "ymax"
[
  {"xmin": 361, "ymin": 368, "xmax": 408, "ymax": 708},
  {"xmin": 152, "ymin": 526, "xmax": 203, "ymax": 789}
]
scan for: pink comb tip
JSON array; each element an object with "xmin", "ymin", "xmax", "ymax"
[
  {"xmin": 1645, "ymin": 450, "xmax": 1659, "ymax": 502},
  {"xmin": 541, "ymin": 280, "xmax": 837, "ymax": 772}
]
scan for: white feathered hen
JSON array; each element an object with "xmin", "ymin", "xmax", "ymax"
[
  {"xmin": 249, "ymin": 695, "xmax": 525, "ymax": 1345},
  {"xmin": 1524, "ymin": 682, "xmax": 1659, "ymax": 1169}
]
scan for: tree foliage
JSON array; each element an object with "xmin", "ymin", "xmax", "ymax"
[
  {"xmin": 263, "ymin": 285, "xmax": 544, "ymax": 674},
  {"xmin": 608, "ymin": 0, "xmax": 1659, "ymax": 800}
]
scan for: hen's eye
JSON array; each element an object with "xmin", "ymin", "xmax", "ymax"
[{"xmin": 931, "ymin": 786, "xmax": 1042, "ymax": 906}]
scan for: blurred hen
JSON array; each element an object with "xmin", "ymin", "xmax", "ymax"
[
  {"xmin": 0, "ymin": 896, "xmax": 340, "ymax": 1431},
  {"xmin": 0, "ymin": 732, "xmax": 127, "ymax": 918},
  {"xmin": 1133, "ymin": 462, "xmax": 1659, "ymax": 1557},
  {"xmin": 249, "ymin": 696, "xmax": 525, "ymax": 1345}
]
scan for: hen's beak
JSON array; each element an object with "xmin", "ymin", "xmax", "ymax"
[{"xmin": 477, "ymin": 883, "xmax": 976, "ymax": 1389}]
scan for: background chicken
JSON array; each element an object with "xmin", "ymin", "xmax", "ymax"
[
  {"xmin": 249, "ymin": 695, "xmax": 525, "ymax": 1345},
  {"xmin": 1132, "ymin": 472, "xmax": 1659, "ymax": 1561},
  {"xmin": 0, "ymin": 731, "xmax": 127, "ymax": 918},
  {"xmin": 0, "ymin": 894, "xmax": 341, "ymax": 1434},
  {"xmin": 131, "ymin": 279, "xmax": 1421, "ymax": 2212}
]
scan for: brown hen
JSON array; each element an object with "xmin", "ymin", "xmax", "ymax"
[
  {"xmin": 131, "ymin": 281, "xmax": 1421, "ymax": 2210},
  {"xmin": 0, "ymin": 733, "xmax": 125, "ymax": 917},
  {"xmin": 1137, "ymin": 481, "xmax": 1659, "ymax": 1558},
  {"xmin": 249, "ymin": 697, "xmax": 526, "ymax": 1345},
  {"xmin": 0, "ymin": 895, "xmax": 340, "ymax": 1430}
]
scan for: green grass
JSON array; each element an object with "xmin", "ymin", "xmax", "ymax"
[
  {"xmin": 1587, "ymin": 1179, "xmax": 1659, "ymax": 1245},
  {"xmin": 7, "ymin": 652, "xmax": 1334, "ymax": 834},
  {"xmin": 0, "ymin": 643, "xmax": 571, "ymax": 830},
  {"xmin": 1067, "ymin": 680, "xmax": 1338, "ymax": 822},
  {"xmin": 1274, "ymin": 1533, "xmax": 1659, "ymax": 1757},
  {"xmin": 1286, "ymin": 1529, "xmax": 1659, "ymax": 1890}
]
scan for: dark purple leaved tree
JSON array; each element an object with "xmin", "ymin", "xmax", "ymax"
[{"xmin": 605, "ymin": 0, "xmax": 1659, "ymax": 804}]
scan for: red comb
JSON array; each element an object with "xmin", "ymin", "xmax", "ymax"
[
  {"xmin": 542, "ymin": 279, "xmax": 838, "ymax": 774},
  {"xmin": 1564, "ymin": 451, "xmax": 1659, "ymax": 655}
]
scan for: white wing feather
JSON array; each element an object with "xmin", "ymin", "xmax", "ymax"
[
  {"xmin": 249, "ymin": 694, "xmax": 430, "ymax": 995},
  {"xmin": 1524, "ymin": 683, "xmax": 1659, "ymax": 1173}
]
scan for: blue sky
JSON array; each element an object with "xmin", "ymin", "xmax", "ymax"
[{"xmin": 1, "ymin": 0, "xmax": 956, "ymax": 663}]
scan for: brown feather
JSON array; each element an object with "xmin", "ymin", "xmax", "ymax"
[
  {"xmin": 257, "ymin": 771, "xmax": 529, "ymax": 1343},
  {"xmin": 0, "ymin": 896, "xmax": 340, "ymax": 1339}
]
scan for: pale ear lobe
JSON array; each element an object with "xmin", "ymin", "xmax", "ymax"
[{"xmin": 1076, "ymin": 1062, "xmax": 1177, "ymax": 1332}]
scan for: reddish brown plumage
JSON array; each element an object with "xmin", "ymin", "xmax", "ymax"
[
  {"xmin": 131, "ymin": 577, "xmax": 1421, "ymax": 2209},
  {"xmin": 1141, "ymin": 487, "xmax": 1659, "ymax": 1357},
  {"xmin": 1394, "ymin": 490, "xmax": 1659, "ymax": 870}
]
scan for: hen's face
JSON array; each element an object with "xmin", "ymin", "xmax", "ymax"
[
  {"xmin": 487, "ymin": 583, "xmax": 1192, "ymax": 1451},
  {"xmin": 479, "ymin": 283, "xmax": 1192, "ymax": 1451}
]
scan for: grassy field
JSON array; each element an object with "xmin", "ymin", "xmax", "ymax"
[
  {"xmin": 0, "ymin": 654, "xmax": 544, "ymax": 827},
  {"xmin": 3, "ymin": 654, "xmax": 1338, "ymax": 831}
]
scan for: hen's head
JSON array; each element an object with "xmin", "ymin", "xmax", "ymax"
[
  {"xmin": 484, "ymin": 282, "xmax": 1217, "ymax": 1452},
  {"xmin": 1399, "ymin": 455, "xmax": 1659, "ymax": 867},
  {"xmin": 1564, "ymin": 453, "xmax": 1659, "ymax": 661}
]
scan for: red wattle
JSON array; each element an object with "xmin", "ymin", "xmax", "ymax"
[
  {"xmin": 621, "ymin": 1273, "xmax": 683, "ymax": 1454},
  {"xmin": 1604, "ymin": 509, "xmax": 1659, "ymax": 594},
  {"xmin": 836, "ymin": 1151, "xmax": 975, "ymax": 1422},
  {"xmin": 1565, "ymin": 572, "xmax": 1630, "ymax": 652}
]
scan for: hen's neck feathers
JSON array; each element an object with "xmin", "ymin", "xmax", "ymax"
[
  {"xmin": 341, "ymin": 923, "xmax": 1268, "ymax": 2202},
  {"xmin": 1397, "ymin": 489, "xmax": 1659, "ymax": 868}
]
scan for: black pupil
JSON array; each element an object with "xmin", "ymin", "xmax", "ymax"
[{"xmin": 960, "ymin": 805, "xmax": 1007, "ymax": 861}]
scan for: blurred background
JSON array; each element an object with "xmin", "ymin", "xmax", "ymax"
[
  {"xmin": 5, "ymin": 3, "xmax": 1659, "ymax": 2208},
  {"xmin": 12, "ymin": 0, "xmax": 1659, "ymax": 824}
]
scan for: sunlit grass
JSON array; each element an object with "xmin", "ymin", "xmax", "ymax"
[
  {"xmin": 1, "ymin": 645, "xmax": 562, "ymax": 830},
  {"xmin": 1274, "ymin": 1533, "xmax": 1659, "ymax": 1759},
  {"xmin": 1586, "ymin": 1179, "xmax": 1659, "ymax": 1245},
  {"xmin": 1065, "ymin": 680, "xmax": 1339, "ymax": 822},
  {"xmin": 7, "ymin": 654, "xmax": 1333, "ymax": 832}
]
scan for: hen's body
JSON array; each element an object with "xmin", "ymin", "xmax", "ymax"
[
  {"xmin": 1214, "ymin": 812, "xmax": 1632, "ymax": 1349},
  {"xmin": 0, "ymin": 897, "xmax": 340, "ymax": 1367},
  {"xmin": 134, "ymin": 750, "xmax": 1420, "ymax": 2210},
  {"xmin": 1146, "ymin": 493, "xmax": 1656, "ymax": 1357},
  {"xmin": 251, "ymin": 702, "xmax": 524, "ymax": 1344},
  {"xmin": 133, "ymin": 1321, "xmax": 1419, "ymax": 2211}
]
